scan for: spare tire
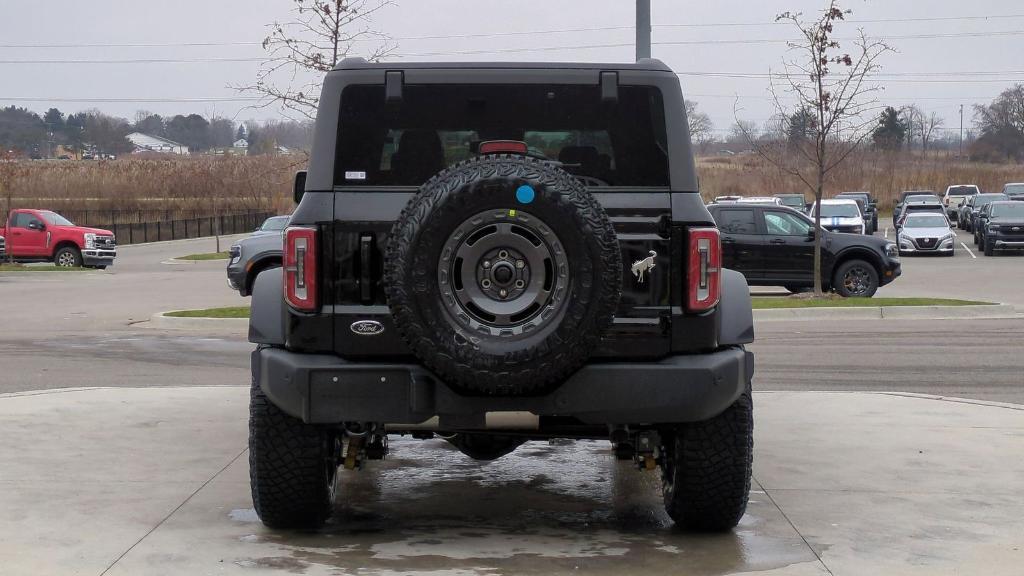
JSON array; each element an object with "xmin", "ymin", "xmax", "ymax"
[{"xmin": 384, "ymin": 154, "xmax": 621, "ymax": 396}]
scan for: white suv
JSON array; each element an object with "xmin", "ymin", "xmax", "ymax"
[{"xmin": 809, "ymin": 199, "xmax": 866, "ymax": 234}]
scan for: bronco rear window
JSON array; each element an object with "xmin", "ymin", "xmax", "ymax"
[{"xmin": 335, "ymin": 84, "xmax": 669, "ymax": 188}]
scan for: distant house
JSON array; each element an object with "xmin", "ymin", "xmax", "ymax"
[
  {"xmin": 233, "ymin": 138, "xmax": 248, "ymax": 149},
  {"xmin": 126, "ymin": 132, "xmax": 189, "ymax": 155}
]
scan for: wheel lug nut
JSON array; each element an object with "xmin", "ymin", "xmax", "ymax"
[
  {"xmin": 516, "ymin": 260, "xmax": 525, "ymax": 269},
  {"xmin": 482, "ymin": 260, "xmax": 491, "ymax": 268},
  {"xmin": 499, "ymin": 288, "xmax": 508, "ymax": 298}
]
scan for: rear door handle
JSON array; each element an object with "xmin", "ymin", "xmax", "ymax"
[
  {"xmin": 722, "ymin": 237, "xmax": 736, "ymax": 243},
  {"xmin": 769, "ymin": 238, "xmax": 786, "ymax": 245}
]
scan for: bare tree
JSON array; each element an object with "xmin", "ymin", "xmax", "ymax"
[
  {"xmin": 900, "ymin": 104, "xmax": 923, "ymax": 151},
  {"xmin": 239, "ymin": 0, "xmax": 395, "ymax": 120},
  {"xmin": 684, "ymin": 99, "xmax": 714, "ymax": 154},
  {"xmin": 921, "ymin": 112, "xmax": 944, "ymax": 152},
  {"xmin": 736, "ymin": 1, "xmax": 892, "ymax": 295}
]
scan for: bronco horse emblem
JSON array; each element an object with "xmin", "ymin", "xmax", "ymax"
[{"xmin": 631, "ymin": 250, "xmax": 657, "ymax": 284}]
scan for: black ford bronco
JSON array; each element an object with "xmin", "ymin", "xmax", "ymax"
[{"xmin": 248, "ymin": 59, "xmax": 755, "ymax": 531}]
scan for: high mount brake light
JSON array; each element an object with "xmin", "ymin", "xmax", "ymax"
[
  {"xmin": 479, "ymin": 140, "xmax": 529, "ymax": 155},
  {"xmin": 284, "ymin": 226, "xmax": 317, "ymax": 311},
  {"xmin": 686, "ymin": 227, "xmax": 721, "ymax": 312}
]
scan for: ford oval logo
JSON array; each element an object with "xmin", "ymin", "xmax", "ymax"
[{"xmin": 350, "ymin": 320, "xmax": 385, "ymax": 336}]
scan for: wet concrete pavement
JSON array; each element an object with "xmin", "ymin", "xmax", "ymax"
[{"xmin": 2, "ymin": 386, "xmax": 1021, "ymax": 576}]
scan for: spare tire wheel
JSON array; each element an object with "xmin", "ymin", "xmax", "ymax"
[{"xmin": 384, "ymin": 154, "xmax": 621, "ymax": 395}]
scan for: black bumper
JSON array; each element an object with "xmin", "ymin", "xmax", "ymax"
[
  {"xmin": 253, "ymin": 346, "xmax": 754, "ymax": 427},
  {"xmin": 880, "ymin": 258, "xmax": 902, "ymax": 286}
]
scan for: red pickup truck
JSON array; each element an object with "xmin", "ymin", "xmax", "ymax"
[{"xmin": 1, "ymin": 209, "xmax": 117, "ymax": 268}]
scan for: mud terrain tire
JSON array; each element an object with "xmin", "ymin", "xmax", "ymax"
[{"xmin": 385, "ymin": 154, "xmax": 621, "ymax": 395}]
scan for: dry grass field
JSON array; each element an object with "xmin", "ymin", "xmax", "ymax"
[
  {"xmin": 697, "ymin": 152, "xmax": 1023, "ymax": 209},
  {"xmin": 2, "ymin": 152, "xmax": 1020, "ymax": 217},
  {"xmin": 2, "ymin": 155, "xmax": 304, "ymax": 216}
]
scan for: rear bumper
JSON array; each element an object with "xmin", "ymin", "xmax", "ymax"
[{"xmin": 253, "ymin": 345, "xmax": 754, "ymax": 427}]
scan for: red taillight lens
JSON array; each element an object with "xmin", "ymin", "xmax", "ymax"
[
  {"xmin": 686, "ymin": 227, "xmax": 721, "ymax": 312},
  {"xmin": 284, "ymin": 226, "xmax": 317, "ymax": 311}
]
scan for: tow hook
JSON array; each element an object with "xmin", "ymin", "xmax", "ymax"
[
  {"xmin": 634, "ymin": 431, "xmax": 661, "ymax": 471},
  {"xmin": 344, "ymin": 435, "xmax": 364, "ymax": 470}
]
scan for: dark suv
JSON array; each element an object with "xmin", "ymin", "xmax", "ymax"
[
  {"xmin": 977, "ymin": 201, "xmax": 1024, "ymax": 256},
  {"xmin": 247, "ymin": 59, "xmax": 756, "ymax": 531},
  {"xmin": 707, "ymin": 204, "xmax": 901, "ymax": 296}
]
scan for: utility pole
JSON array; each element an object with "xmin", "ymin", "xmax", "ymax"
[
  {"xmin": 958, "ymin": 104, "xmax": 964, "ymax": 158},
  {"xmin": 636, "ymin": 0, "xmax": 651, "ymax": 61}
]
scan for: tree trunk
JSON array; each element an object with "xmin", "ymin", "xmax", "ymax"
[{"xmin": 813, "ymin": 168, "xmax": 825, "ymax": 296}]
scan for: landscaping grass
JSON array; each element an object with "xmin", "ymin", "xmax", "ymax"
[
  {"xmin": 0, "ymin": 264, "xmax": 91, "ymax": 272},
  {"xmin": 751, "ymin": 296, "xmax": 991, "ymax": 309},
  {"xmin": 165, "ymin": 306, "xmax": 250, "ymax": 318},
  {"xmin": 175, "ymin": 252, "xmax": 230, "ymax": 261}
]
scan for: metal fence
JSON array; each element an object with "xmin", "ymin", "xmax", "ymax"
[{"xmin": 63, "ymin": 209, "xmax": 274, "ymax": 245}]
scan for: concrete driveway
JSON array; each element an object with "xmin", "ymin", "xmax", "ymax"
[{"xmin": 1, "ymin": 386, "xmax": 1021, "ymax": 576}]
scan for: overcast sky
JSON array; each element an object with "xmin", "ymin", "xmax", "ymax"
[{"xmin": 2, "ymin": 0, "xmax": 1022, "ymax": 136}]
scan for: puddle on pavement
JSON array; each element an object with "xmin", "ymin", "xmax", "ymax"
[{"xmin": 226, "ymin": 438, "xmax": 819, "ymax": 575}]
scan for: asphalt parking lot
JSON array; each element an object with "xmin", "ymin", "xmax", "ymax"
[{"xmin": 1, "ymin": 235, "xmax": 1023, "ymax": 575}]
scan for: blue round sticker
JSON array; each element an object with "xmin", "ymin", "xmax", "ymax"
[{"xmin": 515, "ymin": 185, "xmax": 535, "ymax": 204}]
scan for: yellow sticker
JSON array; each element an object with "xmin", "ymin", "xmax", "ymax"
[{"xmin": 509, "ymin": 209, "xmax": 517, "ymax": 217}]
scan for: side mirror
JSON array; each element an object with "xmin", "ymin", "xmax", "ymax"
[
  {"xmin": 293, "ymin": 170, "xmax": 308, "ymax": 204},
  {"xmin": 807, "ymin": 228, "xmax": 816, "ymax": 239},
  {"xmin": 28, "ymin": 221, "xmax": 45, "ymax": 231}
]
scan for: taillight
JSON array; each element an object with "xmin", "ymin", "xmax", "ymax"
[
  {"xmin": 284, "ymin": 226, "xmax": 317, "ymax": 311},
  {"xmin": 686, "ymin": 227, "xmax": 721, "ymax": 312}
]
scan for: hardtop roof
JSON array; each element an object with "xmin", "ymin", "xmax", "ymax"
[{"xmin": 333, "ymin": 57, "xmax": 674, "ymax": 73}]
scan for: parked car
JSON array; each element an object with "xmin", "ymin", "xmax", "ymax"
[
  {"xmin": 958, "ymin": 193, "xmax": 1008, "ymax": 232},
  {"xmin": 836, "ymin": 192, "xmax": 878, "ymax": 234},
  {"xmin": 896, "ymin": 213, "xmax": 955, "ymax": 256},
  {"xmin": 895, "ymin": 198, "xmax": 945, "ymax": 230},
  {"xmin": 809, "ymin": 199, "xmax": 866, "ymax": 234},
  {"xmin": 0, "ymin": 234, "xmax": 5, "ymax": 260},
  {"xmin": 977, "ymin": 201, "xmax": 1024, "ymax": 256},
  {"xmin": 251, "ymin": 215, "xmax": 290, "ymax": 237},
  {"xmin": 943, "ymin": 185, "xmax": 980, "ymax": 222},
  {"xmin": 774, "ymin": 193, "xmax": 807, "ymax": 212},
  {"xmin": 893, "ymin": 191, "xmax": 939, "ymax": 227},
  {"xmin": 708, "ymin": 203, "xmax": 900, "ymax": 296},
  {"xmin": 1002, "ymin": 183, "xmax": 1024, "ymax": 200},
  {"xmin": 245, "ymin": 59, "xmax": 756, "ymax": 531},
  {"xmin": 1, "ymin": 209, "xmax": 116, "ymax": 268},
  {"xmin": 227, "ymin": 221, "xmax": 287, "ymax": 296},
  {"xmin": 832, "ymin": 194, "xmax": 871, "ymax": 234}
]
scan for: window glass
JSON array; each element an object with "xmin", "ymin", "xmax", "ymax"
[
  {"xmin": 764, "ymin": 211, "xmax": 812, "ymax": 236},
  {"xmin": 992, "ymin": 203, "xmax": 1024, "ymax": 217},
  {"xmin": 716, "ymin": 209, "xmax": 757, "ymax": 234},
  {"xmin": 905, "ymin": 215, "xmax": 948, "ymax": 228},
  {"xmin": 947, "ymin": 186, "xmax": 978, "ymax": 196},
  {"xmin": 1002, "ymin": 184, "xmax": 1024, "ymax": 196},
  {"xmin": 336, "ymin": 84, "xmax": 669, "ymax": 187},
  {"xmin": 818, "ymin": 203, "xmax": 860, "ymax": 218},
  {"xmin": 260, "ymin": 216, "xmax": 290, "ymax": 232},
  {"xmin": 40, "ymin": 211, "xmax": 74, "ymax": 226},
  {"xmin": 11, "ymin": 213, "xmax": 36, "ymax": 228}
]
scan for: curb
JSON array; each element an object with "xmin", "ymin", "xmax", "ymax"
[
  {"xmin": 753, "ymin": 304, "xmax": 1018, "ymax": 322},
  {"xmin": 149, "ymin": 311, "xmax": 249, "ymax": 331}
]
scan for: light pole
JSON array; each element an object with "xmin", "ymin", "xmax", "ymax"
[
  {"xmin": 636, "ymin": 0, "xmax": 651, "ymax": 61},
  {"xmin": 958, "ymin": 104, "xmax": 964, "ymax": 158}
]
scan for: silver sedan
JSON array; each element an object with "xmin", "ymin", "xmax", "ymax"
[{"xmin": 897, "ymin": 213, "xmax": 955, "ymax": 256}]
